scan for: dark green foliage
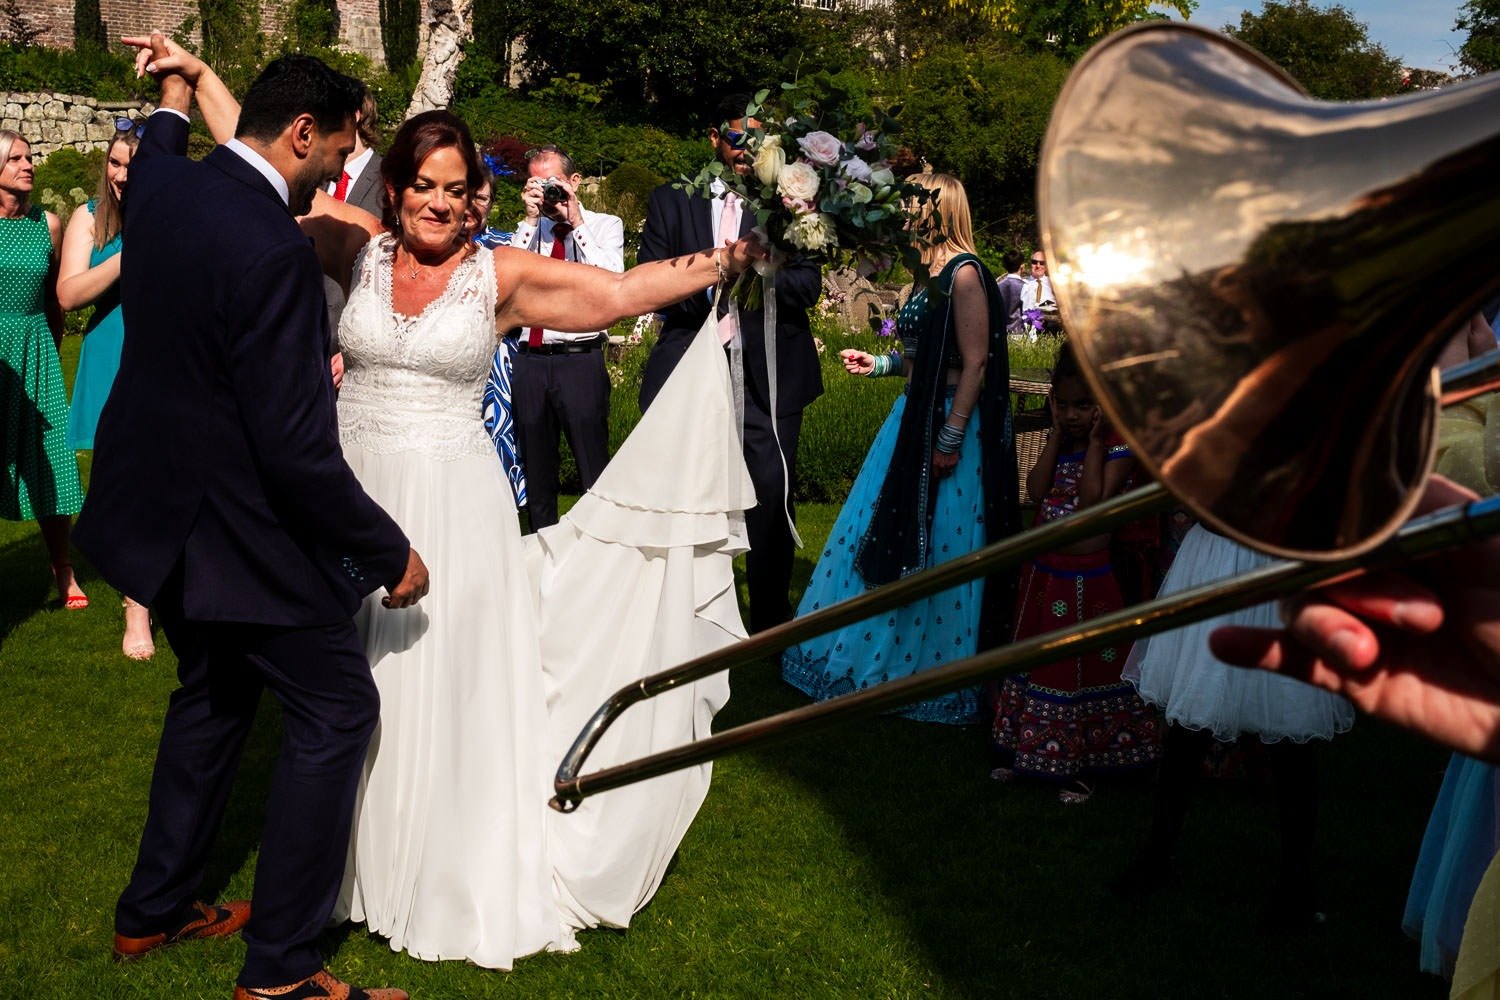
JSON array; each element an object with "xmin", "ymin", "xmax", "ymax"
[
  {"xmin": 1457, "ymin": 0, "xmax": 1500, "ymax": 74},
  {"xmin": 0, "ymin": 42, "xmax": 141, "ymax": 99},
  {"xmin": 601, "ymin": 161, "xmax": 664, "ymax": 235},
  {"xmin": 32, "ymin": 146, "xmax": 101, "ymax": 200},
  {"xmin": 456, "ymin": 88, "xmax": 708, "ymax": 181},
  {"xmin": 280, "ymin": 0, "xmax": 339, "ymax": 50},
  {"xmin": 380, "ymin": 0, "xmax": 419, "ymax": 72},
  {"xmin": 1224, "ymin": 0, "xmax": 1404, "ymax": 99},
  {"xmin": 512, "ymin": 0, "xmax": 811, "ymax": 126},
  {"xmin": 73, "ymin": 0, "xmax": 109, "ymax": 52},
  {"xmin": 199, "ymin": 0, "xmax": 265, "ymax": 96},
  {"xmin": 471, "ymin": 0, "xmax": 521, "ymax": 70},
  {"xmin": 894, "ymin": 43, "xmax": 1069, "ymax": 249}
]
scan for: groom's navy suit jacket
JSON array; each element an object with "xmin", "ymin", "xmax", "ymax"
[
  {"xmin": 75, "ymin": 112, "xmax": 408, "ymax": 625},
  {"xmin": 636, "ymin": 184, "xmax": 824, "ymax": 416}
]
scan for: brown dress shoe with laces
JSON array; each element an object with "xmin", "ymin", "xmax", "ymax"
[
  {"xmin": 231, "ymin": 969, "xmax": 409, "ymax": 1000},
  {"xmin": 112, "ymin": 899, "xmax": 251, "ymax": 961}
]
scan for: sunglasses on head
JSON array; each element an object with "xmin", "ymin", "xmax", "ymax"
[
  {"xmin": 115, "ymin": 117, "xmax": 146, "ymax": 138},
  {"xmin": 719, "ymin": 127, "xmax": 750, "ymax": 150}
]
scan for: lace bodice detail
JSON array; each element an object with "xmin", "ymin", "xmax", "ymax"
[{"xmin": 338, "ymin": 235, "xmax": 499, "ymax": 460}]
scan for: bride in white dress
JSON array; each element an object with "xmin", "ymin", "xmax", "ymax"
[{"xmin": 321, "ymin": 111, "xmax": 762, "ymax": 968}]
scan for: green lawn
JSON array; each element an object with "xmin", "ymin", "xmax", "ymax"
[{"xmin": 0, "ymin": 338, "xmax": 1451, "ymax": 998}]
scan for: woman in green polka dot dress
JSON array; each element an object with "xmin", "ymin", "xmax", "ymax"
[{"xmin": 0, "ymin": 130, "xmax": 88, "ymax": 608}]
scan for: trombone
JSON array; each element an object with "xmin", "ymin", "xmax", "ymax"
[{"xmin": 552, "ymin": 23, "xmax": 1500, "ymax": 812}]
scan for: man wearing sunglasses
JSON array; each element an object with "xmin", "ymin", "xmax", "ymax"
[
  {"xmin": 637, "ymin": 93, "xmax": 824, "ymax": 633},
  {"xmin": 1021, "ymin": 251, "xmax": 1056, "ymax": 314}
]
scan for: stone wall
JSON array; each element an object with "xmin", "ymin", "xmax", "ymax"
[
  {"xmin": 25, "ymin": 0, "xmax": 423, "ymax": 69},
  {"xmin": 1, "ymin": 92, "xmax": 153, "ymax": 161}
]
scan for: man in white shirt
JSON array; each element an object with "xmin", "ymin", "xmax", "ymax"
[
  {"xmin": 328, "ymin": 88, "xmax": 384, "ymax": 220},
  {"xmin": 509, "ymin": 145, "xmax": 625, "ymax": 529},
  {"xmin": 1020, "ymin": 250, "xmax": 1056, "ymax": 314}
]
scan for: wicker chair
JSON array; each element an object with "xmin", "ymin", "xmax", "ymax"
[{"xmin": 1010, "ymin": 378, "xmax": 1051, "ymax": 506}]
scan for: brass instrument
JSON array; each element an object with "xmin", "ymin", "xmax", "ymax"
[{"xmin": 551, "ymin": 23, "xmax": 1500, "ymax": 812}]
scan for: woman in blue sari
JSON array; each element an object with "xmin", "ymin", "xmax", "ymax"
[{"xmin": 781, "ymin": 173, "xmax": 1021, "ymax": 724}]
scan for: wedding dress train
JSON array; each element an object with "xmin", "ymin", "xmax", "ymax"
[{"xmin": 332, "ymin": 235, "xmax": 750, "ymax": 968}]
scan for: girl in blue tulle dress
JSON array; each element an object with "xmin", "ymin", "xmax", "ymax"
[{"xmin": 781, "ymin": 174, "xmax": 1021, "ymax": 724}]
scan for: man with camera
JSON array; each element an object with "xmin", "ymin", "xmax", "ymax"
[{"xmin": 508, "ymin": 145, "xmax": 625, "ymax": 529}]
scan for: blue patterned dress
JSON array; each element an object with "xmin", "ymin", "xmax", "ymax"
[
  {"xmin": 66, "ymin": 201, "xmax": 124, "ymax": 450},
  {"xmin": 781, "ymin": 273, "xmax": 990, "ymax": 725}
]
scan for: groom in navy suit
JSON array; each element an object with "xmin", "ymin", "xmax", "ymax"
[
  {"xmin": 638, "ymin": 94, "xmax": 823, "ymax": 633},
  {"xmin": 75, "ymin": 40, "xmax": 425, "ymax": 1000}
]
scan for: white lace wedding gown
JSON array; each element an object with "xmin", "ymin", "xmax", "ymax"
[{"xmin": 331, "ymin": 234, "xmax": 750, "ymax": 968}]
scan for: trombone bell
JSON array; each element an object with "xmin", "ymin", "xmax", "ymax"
[{"xmin": 1041, "ymin": 23, "xmax": 1500, "ymax": 560}]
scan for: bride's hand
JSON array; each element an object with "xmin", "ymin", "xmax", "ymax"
[{"xmin": 720, "ymin": 232, "xmax": 770, "ymax": 277}]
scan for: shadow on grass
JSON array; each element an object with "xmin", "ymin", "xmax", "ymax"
[{"xmin": 714, "ymin": 657, "xmax": 1449, "ymax": 998}]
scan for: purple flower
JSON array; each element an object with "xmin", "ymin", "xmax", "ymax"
[
  {"xmin": 1022, "ymin": 309, "xmax": 1045, "ymax": 332},
  {"xmin": 879, "ymin": 318, "xmax": 896, "ymax": 337}
]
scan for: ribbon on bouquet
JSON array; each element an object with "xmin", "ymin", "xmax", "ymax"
[{"xmin": 748, "ymin": 244, "xmax": 802, "ymax": 550}]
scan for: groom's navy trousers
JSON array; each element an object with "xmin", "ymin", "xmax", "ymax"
[{"xmin": 113, "ymin": 569, "xmax": 377, "ymax": 985}]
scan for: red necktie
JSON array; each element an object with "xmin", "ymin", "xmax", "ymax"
[
  {"xmin": 333, "ymin": 170, "xmax": 351, "ymax": 201},
  {"xmin": 528, "ymin": 223, "xmax": 572, "ymax": 347}
]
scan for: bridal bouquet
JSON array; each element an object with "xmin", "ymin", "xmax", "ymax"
[{"xmin": 678, "ymin": 85, "xmax": 935, "ymax": 305}]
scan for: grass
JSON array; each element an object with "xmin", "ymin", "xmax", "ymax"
[{"xmin": 0, "ymin": 337, "xmax": 1452, "ymax": 998}]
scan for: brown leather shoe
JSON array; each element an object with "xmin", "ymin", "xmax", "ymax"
[
  {"xmin": 232, "ymin": 969, "xmax": 409, "ymax": 1000},
  {"xmin": 112, "ymin": 899, "xmax": 251, "ymax": 961}
]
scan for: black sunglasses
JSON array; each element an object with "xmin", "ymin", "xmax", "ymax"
[
  {"xmin": 115, "ymin": 117, "xmax": 146, "ymax": 138},
  {"xmin": 1030, "ymin": 259, "xmax": 1046, "ymax": 265}
]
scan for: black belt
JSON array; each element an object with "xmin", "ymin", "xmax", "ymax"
[{"xmin": 514, "ymin": 335, "xmax": 606, "ymax": 355}]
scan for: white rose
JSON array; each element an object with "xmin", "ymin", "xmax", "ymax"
[
  {"xmin": 788, "ymin": 211, "xmax": 835, "ymax": 252},
  {"xmin": 796, "ymin": 131, "xmax": 843, "ymax": 167},
  {"xmin": 752, "ymin": 134, "xmax": 785, "ymax": 187},
  {"xmin": 777, "ymin": 161, "xmax": 821, "ymax": 203},
  {"xmin": 840, "ymin": 156, "xmax": 873, "ymax": 184}
]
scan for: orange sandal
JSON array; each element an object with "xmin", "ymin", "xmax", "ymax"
[{"xmin": 54, "ymin": 563, "xmax": 88, "ymax": 610}]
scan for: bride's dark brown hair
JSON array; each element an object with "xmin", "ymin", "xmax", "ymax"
[{"xmin": 378, "ymin": 110, "xmax": 484, "ymax": 231}]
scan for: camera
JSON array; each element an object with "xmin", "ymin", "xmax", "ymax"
[{"xmin": 540, "ymin": 178, "xmax": 570, "ymax": 209}]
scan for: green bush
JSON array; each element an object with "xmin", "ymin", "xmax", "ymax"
[
  {"xmin": 33, "ymin": 147, "xmax": 101, "ymax": 225},
  {"xmin": 600, "ymin": 161, "xmax": 663, "ymax": 237},
  {"xmin": 0, "ymin": 43, "xmax": 143, "ymax": 99}
]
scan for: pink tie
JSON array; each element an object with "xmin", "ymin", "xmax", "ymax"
[{"xmin": 718, "ymin": 193, "xmax": 740, "ymax": 346}]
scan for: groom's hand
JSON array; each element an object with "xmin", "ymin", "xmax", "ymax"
[{"xmin": 384, "ymin": 548, "xmax": 430, "ymax": 609}]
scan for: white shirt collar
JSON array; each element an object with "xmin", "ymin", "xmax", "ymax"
[
  {"xmin": 344, "ymin": 146, "xmax": 375, "ymax": 185},
  {"xmin": 225, "ymin": 138, "xmax": 291, "ymax": 207}
]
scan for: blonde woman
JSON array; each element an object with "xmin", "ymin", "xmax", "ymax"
[
  {"xmin": 0, "ymin": 128, "xmax": 88, "ymax": 608},
  {"xmin": 58, "ymin": 121, "xmax": 153, "ymax": 656},
  {"xmin": 782, "ymin": 173, "xmax": 1022, "ymax": 724}
]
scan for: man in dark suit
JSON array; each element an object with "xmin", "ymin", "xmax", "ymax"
[
  {"xmin": 76, "ymin": 39, "xmax": 424, "ymax": 1000},
  {"xmin": 331, "ymin": 87, "xmax": 384, "ymax": 219},
  {"xmin": 637, "ymin": 94, "xmax": 823, "ymax": 632}
]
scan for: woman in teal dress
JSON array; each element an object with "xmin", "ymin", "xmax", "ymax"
[
  {"xmin": 0, "ymin": 129, "xmax": 87, "ymax": 607},
  {"xmin": 781, "ymin": 174, "xmax": 1021, "ymax": 724},
  {"xmin": 59, "ymin": 124, "xmax": 151, "ymax": 654}
]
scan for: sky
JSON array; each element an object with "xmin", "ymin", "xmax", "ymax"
[{"xmin": 1179, "ymin": 2, "xmax": 1466, "ymax": 72}]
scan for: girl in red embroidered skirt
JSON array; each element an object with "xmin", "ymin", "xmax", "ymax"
[{"xmin": 991, "ymin": 342, "xmax": 1161, "ymax": 802}]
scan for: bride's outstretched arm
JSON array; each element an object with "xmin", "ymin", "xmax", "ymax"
[{"xmin": 492, "ymin": 238, "xmax": 764, "ymax": 335}]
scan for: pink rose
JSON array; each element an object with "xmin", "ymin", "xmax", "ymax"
[{"xmin": 796, "ymin": 131, "xmax": 843, "ymax": 167}]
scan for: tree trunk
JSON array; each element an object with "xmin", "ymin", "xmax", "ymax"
[{"xmin": 404, "ymin": 0, "xmax": 474, "ymax": 118}]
